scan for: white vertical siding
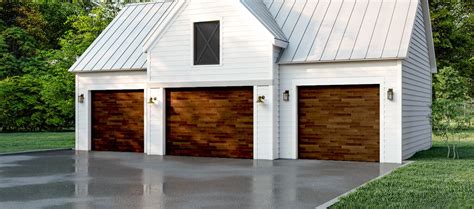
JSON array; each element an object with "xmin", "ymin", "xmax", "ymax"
[
  {"xmin": 75, "ymin": 71, "xmax": 147, "ymax": 151},
  {"xmin": 401, "ymin": 2, "xmax": 432, "ymax": 160},
  {"xmin": 279, "ymin": 60, "xmax": 403, "ymax": 163},
  {"xmin": 149, "ymin": 0, "xmax": 275, "ymax": 83}
]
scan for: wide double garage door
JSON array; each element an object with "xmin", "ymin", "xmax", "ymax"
[
  {"xmin": 166, "ymin": 87, "xmax": 254, "ymax": 159},
  {"xmin": 298, "ymin": 85, "xmax": 380, "ymax": 162}
]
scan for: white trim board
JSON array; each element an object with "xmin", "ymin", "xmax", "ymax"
[{"xmin": 147, "ymin": 79, "xmax": 273, "ymax": 88}]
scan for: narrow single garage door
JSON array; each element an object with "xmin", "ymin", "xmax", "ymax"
[
  {"xmin": 166, "ymin": 87, "xmax": 253, "ymax": 159},
  {"xmin": 91, "ymin": 90, "xmax": 144, "ymax": 152},
  {"xmin": 298, "ymin": 85, "xmax": 380, "ymax": 162}
]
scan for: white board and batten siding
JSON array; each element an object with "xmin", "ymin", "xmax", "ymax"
[
  {"xmin": 75, "ymin": 72, "xmax": 147, "ymax": 151},
  {"xmin": 279, "ymin": 60, "xmax": 403, "ymax": 163},
  {"xmin": 148, "ymin": 0, "xmax": 277, "ymax": 85},
  {"xmin": 401, "ymin": 2, "xmax": 432, "ymax": 160}
]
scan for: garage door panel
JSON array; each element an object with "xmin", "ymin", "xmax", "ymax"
[
  {"xmin": 92, "ymin": 90, "xmax": 144, "ymax": 153},
  {"xmin": 166, "ymin": 87, "xmax": 253, "ymax": 159},
  {"xmin": 298, "ymin": 85, "xmax": 380, "ymax": 162}
]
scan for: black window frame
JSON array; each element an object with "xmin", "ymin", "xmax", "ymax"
[{"xmin": 193, "ymin": 21, "xmax": 220, "ymax": 65}]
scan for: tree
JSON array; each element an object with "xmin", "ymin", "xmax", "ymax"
[
  {"xmin": 0, "ymin": 2, "xmax": 118, "ymax": 131},
  {"xmin": 430, "ymin": 0, "xmax": 473, "ymax": 97},
  {"xmin": 432, "ymin": 66, "xmax": 472, "ymax": 159},
  {"xmin": 0, "ymin": 75, "xmax": 45, "ymax": 131},
  {"xmin": 433, "ymin": 66, "xmax": 469, "ymax": 100},
  {"xmin": 0, "ymin": 26, "xmax": 38, "ymax": 79}
]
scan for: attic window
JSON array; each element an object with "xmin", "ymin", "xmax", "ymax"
[{"xmin": 194, "ymin": 21, "xmax": 220, "ymax": 65}]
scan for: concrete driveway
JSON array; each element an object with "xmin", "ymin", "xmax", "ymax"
[{"xmin": 0, "ymin": 151, "xmax": 400, "ymax": 209}]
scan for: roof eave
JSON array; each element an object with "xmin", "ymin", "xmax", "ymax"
[
  {"xmin": 274, "ymin": 39, "xmax": 288, "ymax": 48},
  {"xmin": 70, "ymin": 68, "xmax": 147, "ymax": 73},
  {"xmin": 421, "ymin": 0, "xmax": 437, "ymax": 73},
  {"xmin": 278, "ymin": 57, "xmax": 404, "ymax": 65}
]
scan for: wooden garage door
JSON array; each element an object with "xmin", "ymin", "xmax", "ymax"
[
  {"xmin": 91, "ymin": 90, "xmax": 144, "ymax": 152},
  {"xmin": 298, "ymin": 85, "xmax": 380, "ymax": 162},
  {"xmin": 166, "ymin": 87, "xmax": 253, "ymax": 158}
]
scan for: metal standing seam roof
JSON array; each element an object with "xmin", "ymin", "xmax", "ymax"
[
  {"xmin": 69, "ymin": 1, "xmax": 179, "ymax": 72},
  {"xmin": 241, "ymin": 0, "xmax": 288, "ymax": 43},
  {"xmin": 262, "ymin": 0, "xmax": 421, "ymax": 63},
  {"xmin": 71, "ymin": 0, "xmax": 434, "ymax": 72}
]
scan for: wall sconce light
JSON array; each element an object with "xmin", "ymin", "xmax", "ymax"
[
  {"xmin": 283, "ymin": 90, "xmax": 290, "ymax": 101},
  {"xmin": 78, "ymin": 94, "xmax": 84, "ymax": 103},
  {"xmin": 387, "ymin": 88, "xmax": 394, "ymax": 101},
  {"xmin": 256, "ymin": 95, "xmax": 265, "ymax": 103},
  {"xmin": 148, "ymin": 97, "xmax": 157, "ymax": 104}
]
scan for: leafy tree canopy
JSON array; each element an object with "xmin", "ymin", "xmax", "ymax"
[{"xmin": 0, "ymin": 2, "xmax": 117, "ymax": 131}]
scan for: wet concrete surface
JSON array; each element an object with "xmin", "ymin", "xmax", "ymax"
[{"xmin": 0, "ymin": 151, "xmax": 401, "ymax": 209}]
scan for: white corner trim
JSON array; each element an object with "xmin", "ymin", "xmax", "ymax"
[
  {"xmin": 253, "ymin": 86, "xmax": 258, "ymax": 160},
  {"xmin": 75, "ymin": 74, "xmax": 79, "ymax": 150}
]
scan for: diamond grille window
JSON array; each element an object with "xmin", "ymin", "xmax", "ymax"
[{"xmin": 194, "ymin": 21, "xmax": 220, "ymax": 65}]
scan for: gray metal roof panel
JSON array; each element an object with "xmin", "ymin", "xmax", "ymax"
[
  {"xmin": 69, "ymin": 1, "xmax": 177, "ymax": 72},
  {"xmin": 72, "ymin": 0, "xmax": 434, "ymax": 71},
  {"xmin": 263, "ymin": 0, "xmax": 421, "ymax": 63}
]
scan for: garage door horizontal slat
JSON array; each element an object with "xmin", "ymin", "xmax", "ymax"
[
  {"xmin": 92, "ymin": 90, "xmax": 144, "ymax": 153},
  {"xmin": 298, "ymin": 85, "xmax": 380, "ymax": 162},
  {"xmin": 166, "ymin": 87, "xmax": 253, "ymax": 159}
]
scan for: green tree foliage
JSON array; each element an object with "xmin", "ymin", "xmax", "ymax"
[
  {"xmin": 433, "ymin": 66, "xmax": 470, "ymax": 100},
  {"xmin": 430, "ymin": 1, "xmax": 473, "ymax": 159},
  {"xmin": 0, "ymin": 2, "xmax": 117, "ymax": 131},
  {"xmin": 430, "ymin": 0, "xmax": 473, "ymax": 97}
]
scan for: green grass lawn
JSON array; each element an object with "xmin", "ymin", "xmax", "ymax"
[
  {"xmin": 0, "ymin": 132, "xmax": 74, "ymax": 154},
  {"xmin": 331, "ymin": 130, "xmax": 474, "ymax": 208}
]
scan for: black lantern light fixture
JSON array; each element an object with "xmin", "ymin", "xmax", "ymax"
[
  {"xmin": 78, "ymin": 94, "xmax": 84, "ymax": 103},
  {"xmin": 283, "ymin": 90, "xmax": 290, "ymax": 101},
  {"xmin": 387, "ymin": 88, "xmax": 394, "ymax": 101},
  {"xmin": 148, "ymin": 97, "xmax": 157, "ymax": 104}
]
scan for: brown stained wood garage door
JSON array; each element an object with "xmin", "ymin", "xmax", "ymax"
[
  {"xmin": 298, "ymin": 85, "xmax": 380, "ymax": 162},
  {"xmin": 166, "ymin": 87, "xmax": 253, "ymax": 159},
  {"xmin": 92, "ymin": 90, "xmax": 144, "ymax": 152}
]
